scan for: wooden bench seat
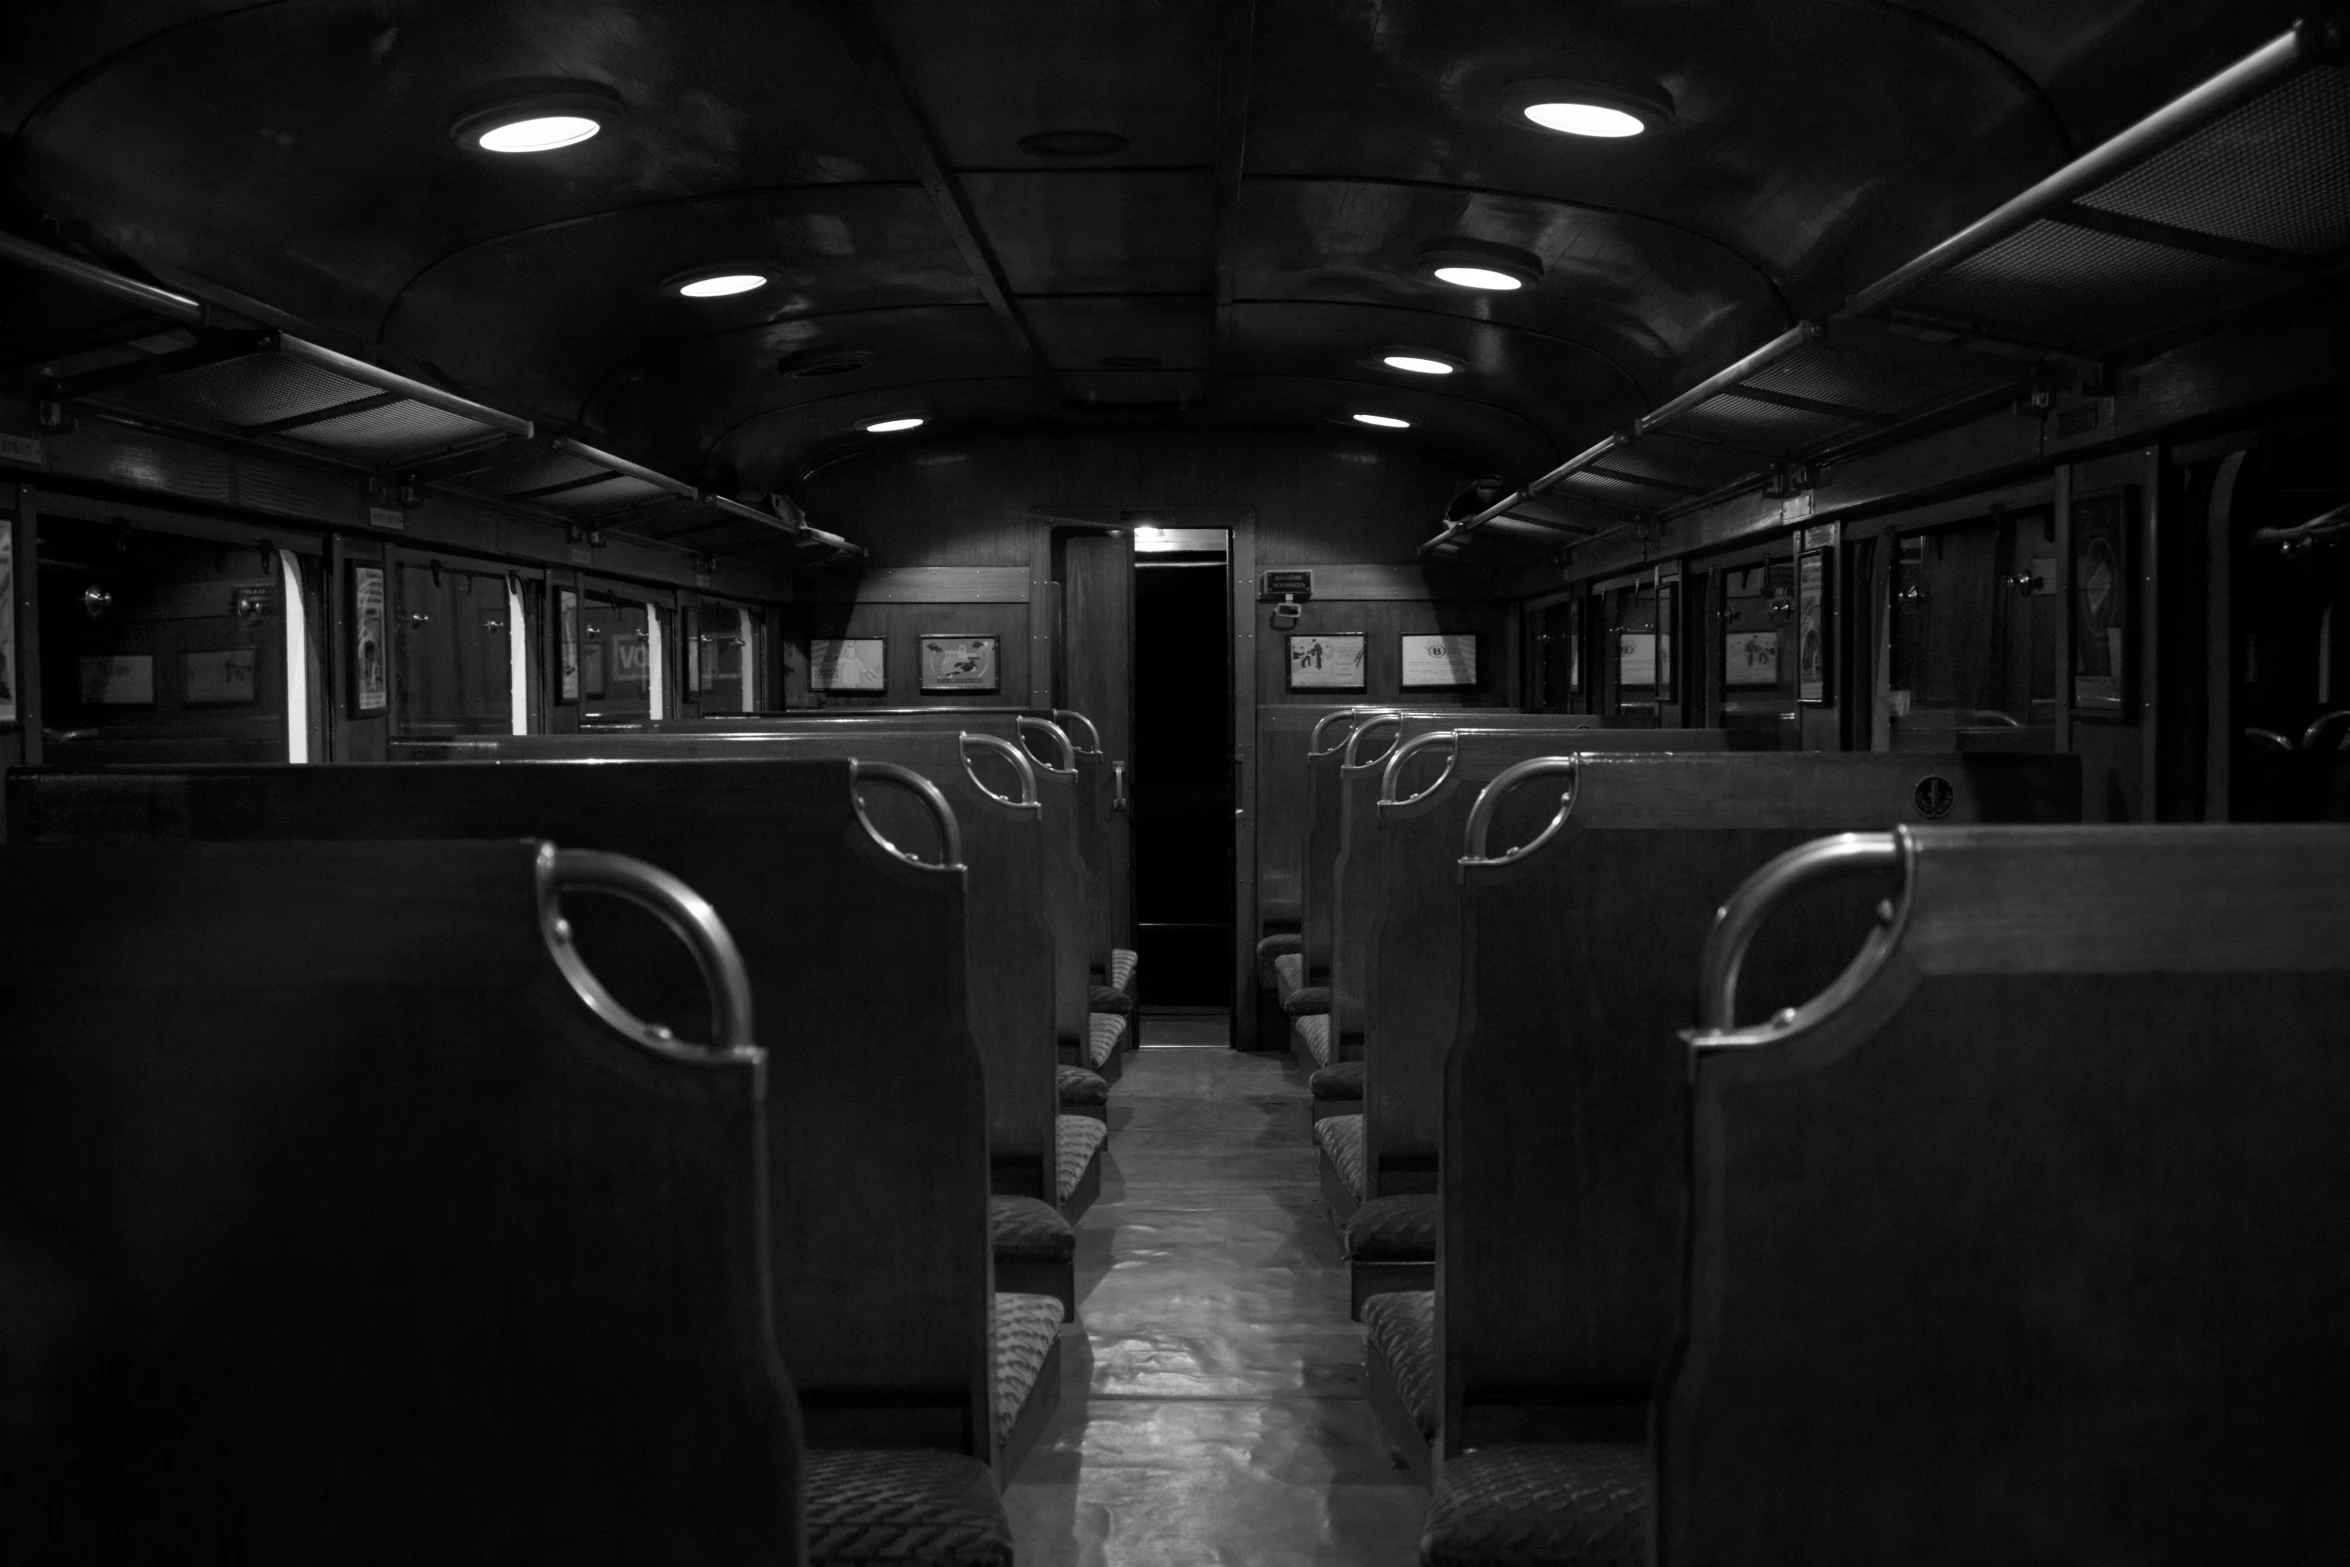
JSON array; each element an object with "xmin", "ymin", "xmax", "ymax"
[
  {"xmin": 1435, "ymin": 752, "xmax": 2080, "ymax": 1467},
  {"xmin": 0, "ymin": 838, "xmax": 804, "ymax": 1560}
]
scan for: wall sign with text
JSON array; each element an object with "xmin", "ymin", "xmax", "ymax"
[{"xmin": 1400, "ymin": 633, "xmax": 1478, "ymax": 689}]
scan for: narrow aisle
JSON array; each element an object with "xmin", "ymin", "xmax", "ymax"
[{"xmin": 1007, "ymin": 1023, "xmax": 1427, "ymax": 1566}]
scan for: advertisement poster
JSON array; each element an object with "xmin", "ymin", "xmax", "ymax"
[
  {"xmin": 1796, "ymin": 548, "xmax": 1831, "ymax": 703},
  {"xmin": 1287, "ymin": 633, "xmax": 1366, "ymax": 691},
  {"xmin": 1617, "ymin": 631, "xmax": 1657, "ymax": 688},
  {"xmin": 1725, "ymin": 630, "xmax": 1780, "ymax": 688},
  {"xmin": 811, "ymin": 637, "xmax": 886, "ymax": 692},
  {"xmin": 184, "ymin": 648, "xmax": 258, "ymax": 705},
  {"xmin": 920, "ymin": 635, "xmax": 999, "ymax": 693},
  {"xmin": 351, "ymin": 564, "xmax": 387, "ymax": 715},
  {"xmin": 558, "ymin": 588, "xmax": 579, "ymax": 702},
  {"xmin": 1399, "ymin": 634, "xmax": 1478, "ymax": 689},
  {"xmin": 2072, "ymin": 488, "xmax": 2136, "ymax": 715},
  {"xmin": 0, "ymin": 527, "xmax": 14, "ymax": 724}
]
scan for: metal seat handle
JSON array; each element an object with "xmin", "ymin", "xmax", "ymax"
[
  {"xmin": 537, "ymin": 844, "xmax": 758, "ymax": 1063},
  {"xmin": 1459, "ymin": 755, "xmax": 1581, "ymax": 871},
  {"xmin": 960, "ymin": 731, "xmax": 1041, "ymax": 809},
  {"xmin": 850, "ymin": 760, "xmax": 966, "ymax": 870},
  {"xmin": 1052, "ymin": 708, "xmax": 1103, "ymax": 754},
  {"xmin": 1016, "ymin": 715, "xmax": 1079, "ymax": 775},
  {"xmin": 1309, "ymin": 705, "xmax": 1385, "ymax": 755},
  {"xmin": 1689, "ymin": 831, "xmax": 1909, "ymax": 1042},
  {"xmin": 1342, "ymin": 712, "xmax": 1403, "ymax": 769},
  {"xmin": 1379, "ymin": 730, "xmax": 1458, "ymax": 810}
]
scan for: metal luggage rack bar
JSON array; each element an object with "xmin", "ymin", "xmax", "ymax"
[
  {"xmin": 1425, "ymin": 17, "xmax": 2350, "ymax": 556},
  {"xmin": 0, "ymin": 229, "xmax": 861, "ymax": 563}
]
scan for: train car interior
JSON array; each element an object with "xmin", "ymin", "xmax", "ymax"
[{"xmin": 2, "ymin": 4, "xmax": 2346, "ymax": 1564}]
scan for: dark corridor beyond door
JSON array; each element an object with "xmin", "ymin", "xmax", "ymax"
[{"xmin": 1131, "ymin": 537, "xmax": 1235, "ymax": 1007}]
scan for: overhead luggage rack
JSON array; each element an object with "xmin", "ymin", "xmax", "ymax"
[
  {"xmin": 1428, "ymin": 19, "xmax": 2350, "ymax": 557},
  {"xmin": 1, "ymin": 230, "xmax": 861, "ymax": 563}
]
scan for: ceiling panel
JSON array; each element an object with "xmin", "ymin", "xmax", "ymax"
[{"xmin": 964, "ymin": 171, "xmax": 1220, "ymax": 295}]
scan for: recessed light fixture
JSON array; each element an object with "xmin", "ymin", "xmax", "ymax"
[
  {"xmin": 663, "ymin": 265, "xmax": 773, "ymax": 299},
  {"xmin": 1380, "ymin": 349, "xmax": 1460, "ymax": 376},
  {"xmin": 1352, "ymin": 412, "xmax": 1412, "ymax": 429},
  {"xmin": 448, "ymin": 79, "xmax": 622, "ymax": 155},
  {"xmin": 1418, "ymin": 239, "xmax": 1543, "ymax": 293},
  {"xmin": 861, "ymin": 414, "xmax": 926, "ymax": 433},
  {"xmin": 1505, "ymin": 79, "xmax": 1674, "ymax": 139}
]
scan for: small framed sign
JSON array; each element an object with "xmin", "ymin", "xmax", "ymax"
[
  {"xmin": 183, "ymin": 648, "xmax": 258, "ymax": 706},
  {"xmin": 1287, "ymin": 632, "xmax": 1366, "ymax": 691},
  {"xmin": 811, "ymin": 637, "xmax": 886, "ymax": 693},
  {"xmin": 920, "ymin": 634, "xmax": 999, "ymax": 693},
  {"xmin": 1724, "ymin": 629, "xmax": 1780, "ymax": 688},
  {"xmin": 557, "ymin": 587, "xmax": 580, "ymax": 703},
  {"xmin": 1796, "ymin": 547, "xmax": 1833, "ymax": 704},
  {"xmin": 2071, "ymin": 486, "xmax": 2138, "ymax": 717},
  {"xmin": 1400, "ymin": 633, "xmax": 1478, "ymax": 689},
  {"xmin": 80, "ymin": 653, "xmax": 155, "ymax": 706},
  {"xmin": 349, "ymin": 562, "xmax": 388, "ymax": 715}
]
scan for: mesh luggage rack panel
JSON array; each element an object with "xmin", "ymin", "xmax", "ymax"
[
  {"xmin": 127, "ymin": 355, "xmax": 379, "ymax": 429},
  {"xmin": 1665, "ymin": 392, "xmax": 1862, "ymax": 451},
  {"xmin": 540, "ymin": 474, "xmax": 671, "ymax": 512},
  {"xmin": 1740, "ymin": 337, "xmax": 2012, "ymax": 419},
  {"xmin": 2078, "ymin": 64, "xmax": 2350, "ymax": 256},
  {"xmin": 285, "ymin": 398, "xmax": 501, "ymax": 461},
  {"xmin": 1902, "ymin": 218, "xmax": 2277, "ymax": 349}
]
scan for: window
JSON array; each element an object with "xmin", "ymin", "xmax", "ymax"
[
  {"xmin": 393, "ymin": 557, "xmax": 514, "ymax": 737},
  {"xmin": 1883, "ymin": 508, "xmax": 2056, "ymax": 750}
]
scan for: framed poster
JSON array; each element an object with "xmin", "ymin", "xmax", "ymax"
[
  {"xmin": 1287, "ymin": 632, "xmax": 1366, "ymax": 691},
  {"xmin": 80, "ymin": 654, "xmax": 155, "ymax": 706},
  {"xmin": 2071, "ymin": 486, "xmax": 2138, "ymax": 717},
  {"xmin": 0, "ymin": 525, "xmax": 15, "ymax": 725},
  {"xmin": 681, "ymin": 605, "xmax": 702, "ymax": 696},
  {"xmin": 1400, "ymin": 633, "xmax": 1478, "ymax": 689},
  {"xmin": 920, "ymin": 635, "xmax": 998, "ymax": 693},
  {"xmin": 184, "ymin": 648, "xmax": 258, "ymax": 705},
  {"xmin": 1617, "ymin": 632, "xmax": 1657, "ymax": 689},
  {"xmin": 557, "ymin": 587, "xmax": 579, "ymax": 703},
  {"xmin": 1796, "ymin": 547, "xmax": 1833, "ymax": 703},
  {"xmin": 1724, "ymin": 629, "xmax": 1780, "ymax": 688},
  {"xmin": 349, "ymin": 562, "xmax": 388, "ymax": 715},
  {"xmin": 811, "ymin": 637, "xmax": 886, "ymax": 693}
]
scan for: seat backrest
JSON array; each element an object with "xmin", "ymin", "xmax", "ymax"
[
  {"xmin": 1664, "ymin": 824, "xmax": 2350, "ymax": 1566},
  {"xmin": 1444, "ymin": 751, "xmax": 2080, "ymax": 1449},
  {"xmin": 1356, "ymin": 727, "xmax": 1747, "ymax": 1193},
  {"xmin": 379, "ymin": 729, "xmax": 1061, "ymax": 1196},
  {"xmin": 0, "ymin": 838, "xmax": 801, "ymax": 1562},
  {"xmin": 9, "ymin": 760, "xmax": 994, "ymax": 1457},
  {"xmin": 1255, "ymin": 703, "xmax": 1385, "ymax": 924}
]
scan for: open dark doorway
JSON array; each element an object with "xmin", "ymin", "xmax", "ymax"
[{"xmin": 1131, "ymin": 528, "xmax": 1234, "ymax": 1007}]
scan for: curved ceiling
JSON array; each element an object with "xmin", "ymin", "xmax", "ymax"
[{"xmin": 0, "ymin": 0, "xmax": 2305, "ymax": 503}]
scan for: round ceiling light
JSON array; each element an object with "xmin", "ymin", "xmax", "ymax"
[
  {"xmin": 676, "ymin": 273, "xmax": 767, "ymax": 298},
  {"xmin": 862, "ymin": 415, "xmax": 926, "ymax": 433},
  {"xmin": 1505, "ymin": 79, "xmax": 1674, "ymax": 139},
  {"xmin": 1417, "ymin": 238, "xmax": 1543, "ymax": 293},
  {"xmin": 448, "ymin": 79, "xmax": 622, "ymax": 155},
  {"xmin": 1380, "ymin": 350, "xmax": 1460, "ymax": 376},
  {"xmin": 1352, "ymin": 412, "xmax": 1412, "ymax": 429}
]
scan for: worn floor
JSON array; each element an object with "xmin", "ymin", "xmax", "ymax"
[{"xmin": 1005, "ymin": 1017, "xmax": 1425, "ymax": 1566}]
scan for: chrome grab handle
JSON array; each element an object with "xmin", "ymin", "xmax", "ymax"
[
  {"xmin": 2244, "ymin": 727, "xmax": 2295, "ymax": 752},
  {"xmin": 1112, "ymin": 760, "xmax": 1130, "ymax": 814},
  {"xmin": 959, "ymin": 731, "xmax": 1040, "ymax": 809},
  {"xmin": 1016, "ymin": 715, "xmax": 1078, "ymax": 774},
  {"xmin": 1052, "ymin": 708, "xmax": 1103, "ymax": 754},
  {"xmin": 1341, "ymin": 712, "xmax": 1403, "ymax": 769},
  {"xmin": 1459, "ymin": 756, "xmax": 1580, "ymax": 871},
  {"xmin": 2302, "ymin": 709, "xmax": 2350, "ymax": 752},
  {"xmin": 1309, "ymin": 706, "xmax": 1387, "ymax": 756},
  {"xmin": 536, "ymin": 843, "xmax": 757, "ymax": 1063},
  {"xmin": 1379, "ymin": 730, "xmax": 1458, "ymax": 810},
  {"xmin": 850, "ymin": 760, "xmax": 966, "ymax": 870},
  {"xmin": 1689, "ymin": 831, "xmax": 1908, "ymax": 1041}
]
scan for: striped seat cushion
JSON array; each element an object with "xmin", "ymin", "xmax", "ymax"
[
  {"xmin": 989, "ymin": 1195, "xmax": 1075, "ymax": 1264},
  {"xmin": 1309, "ymin": 1060, "xmax": 1364, "ymax": 1101},
  {"xmin": 1282, "ymin": 985, "xmax": 1331, "ymax": 1017},
  {"xmin": 1086, "ymin": 1011, "xmax": 1127, "ymax": 1067},
  {"xmin": 1420, "ymin": 1443, "xmax": 1651, "ymax": 1567},
  {"xmin": 1314, "ymin": 1112, "xmax": 1365, "ymax": 1199},
  {"xmin": 1273, "ymin": 951, "xmax": 1305, "ymax": 1001},
  {"xmin": 803, "ymin": 1448, "xmax": 1013, "ymax": 1566},
  {"xmin": 1056, "ymin": 1064, "xmax": 1109, "ymax": 1107},
  {"xmin": 992, "ymin": 1291, "xmax": 1066, "ymax": 1446},
  {"xmin": 1345, "ymin": 1193, "xmax": 1438, "ymax": 1262},
  {"xmin": 1362, "ymin": 1288, "xmax": 1437, "ymax": 1440},
  {"xmin": 1107, "ymin": 947, "xmax": 1138, "ymax": 994},
  {"xmin": 1057, "ymin": 1114, "xmax": 1108, "ymax": 1204},
  {"xmin": 1292, "ymin": 1010, "xmax": 1333, "ymax": 1067}
]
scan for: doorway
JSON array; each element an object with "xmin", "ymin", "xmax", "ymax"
[{"xmin": 1131, "ymin": 526, "xmax": 1234, "ymax": 1007}]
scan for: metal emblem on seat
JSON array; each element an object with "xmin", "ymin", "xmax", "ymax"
[{"xmin": 1913, "ymin": 775, "xmax": 1956, "ymax": 819}]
